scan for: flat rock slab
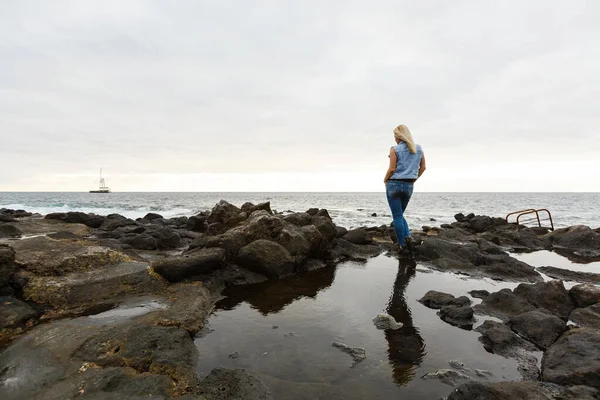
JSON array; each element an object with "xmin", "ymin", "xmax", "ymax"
[
  {"xmin": 538, "ymin": 266, "xmax": 600, "ymax": 284},
  {"xmin": 23, "ymin": 261, "xmax": 165, "ymax": 310},
  {"xmin": 448, "ymin": 381, "xmax": 600, "ymax": 400},
  {"xmin": 473, "ymin": 288, "xmax": 537, "ymax": 320},
  {"xmin": 73, "ymin": 323, "xmax": 198, "ymax": 393},
  {"xmin": 198, "ymin": 368, "xmax": 272, "ymax": 400},
  {"xmin": 10, "ymin": 236, "xmax": 133, "ymax": 276},
  {"xmin": 4, "ymin": 217, "xmax": 91, "ymax": 237},
  {"xmin": 542, "ymin": 328, "xmax": 600, "ymax": 390},
  {"xmin": 152, "ymin": 247, "xmax": 226, "ymax": 282}
]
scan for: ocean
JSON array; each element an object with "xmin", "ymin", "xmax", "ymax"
[{"xmin": 0, "ymin": 192, "xmax": 599, "ymax": 229}]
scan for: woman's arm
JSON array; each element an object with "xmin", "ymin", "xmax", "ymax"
[
  {"xmin": 383, "ymin": 147, "xmax": 396, "ymax": 184},
  {"xmin": 418, "ymin": 153, "xmax": 426, "ymax": 179}
]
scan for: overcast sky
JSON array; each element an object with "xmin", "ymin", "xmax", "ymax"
[{"xmin": 1, "ymin": 0, "xmax": 599, "ymax": 192}]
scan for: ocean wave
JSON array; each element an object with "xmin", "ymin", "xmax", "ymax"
[{"xmin": 0, "ymin": 203, "xmax": 194, "ymax": 220}]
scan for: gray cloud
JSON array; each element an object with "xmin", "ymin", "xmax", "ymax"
[{"xmin": 1, "ymin": 0, "xmax": 599, "ymax": 190}]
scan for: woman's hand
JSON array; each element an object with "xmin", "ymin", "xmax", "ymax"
[{"xmin": 383, "ymin": 147, "xmax": 396, "ymax": 184}]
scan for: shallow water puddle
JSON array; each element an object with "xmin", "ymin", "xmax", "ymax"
[
  {"xmin": 194, "ymin": 255, "xmax": 523, "ymax": 399},
  {"xmin": 512, "ymin": 250, "xmax": 600, "ymax": 272},
  {"xmin": 87, "ymin": 297, "xmax": 168, "ymax": 321}
]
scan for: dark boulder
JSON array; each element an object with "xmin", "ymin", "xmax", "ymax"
[
  {"xmin": 0, "ymin": 224, "xmax": 22, "ymax": 238},
  {"xmin": 419, "ymin": 291, "xmax": 471, "ymax": 309},
  {"xmin": 306, "ymin": 208, "xmax": 319, "ymax": 216},
  {"xmin": 469, "ymin": 216, "xmax": 493, "ymax": 233},
  {"xmin": 283, "ymin": 212, "xmax": 312, "ymax": 227},
  {"xmin": 513, "ymin": 280, "xmax": 573, "ymax": 320},
  {"xmin": 204, "ymin": 230, "xmax": 248, "ymax": 258},
  {"xmin": 244, "ymin": 211, "xmax": 284, "ymax": 242},
  {"xmin": 343, "ymin": 228, "xmax": 373, "ymax": 245},
  {"xmin": 546, "ymin": 225, "xmax": 600, "ymax": 251},
  {"xmin": 468, "ymin": 290, "xmax": 490, "ymax": 299},
  {"xmin": 45, "ymin": 211, "xmax": 105, "ymax": 228},
  {"xmin": 542, "ymin": 328, "xmax": 600, "ymax": 389},
  {"xmin": 206, "ymin": 200, "xmax": 247, "ymax": 233},
  {"xmin": 335, "ymin": 226, "xmax": 348, "ymax": 238},
  {"xmin": 0, "ymin": 296, "xmax": 39, "ymax": 330},
  {"xmin": 454, "ymin": 213, "xmax": 466, "ymax": 222},
  {"xmin": 236, "ymin": 239, "xmax": 295, "ymax": 279},
  {"xmin": 122, "ymin": 233, "xmax": 159, "ymax": 250},
  {"xmin": 144, "ymin": 225, "xmax": 181, "ymax": 250},
  {"xmin": 330, "ymin": 239, "xmax": 382, "ymax": 262},
  {"xmin": 315, "ymin": 209, "xmax": 332, "ymax": 219},
  {"xmin": 473, "ymin": 288, "xmax": 536, "ymax": 320},
  {"xmin": 508, "ymin": 310, "xmax": 566, "ymax": 350},
  {"xmin": 570, "ymin": 284, "xmax": 600, "ymax": 308},
  {"xmin": 153, "ymin": 247, "xmax": 226, "ymax": 282},
  {"xmin": 277, "ymin": 224, "xmax": 312, "ymax": 265},
  {"xmin": 311, "ymin": 216, "xmax": 337, "ymax": 242},
  {"xmin": 438, "ymin": 305, "xmax": 474, "ymax": 329},
  {"xmin": 186, "ymin": 215, "xmax": 207, "ymax": 232},
  {"xmin": 417, "ymin": 237, "xmax": 485, "ymax": 266},
  {"xmin": 100, "ymin": 214, "xmax": 139, "ymax": 231},
  {"xmin": 241, "ymin": 201, "xmax": 272, "ymax": 215},
  {"xmin": 142, "ymin": 212, "xmax": 163, "ymax": 221},
  {"xmin": 569, "ymin": 303, "xmax": 600, "ymax": 329},
  {"xmin": 165, "ymin": 216, "xmax": 188, "ymax": 228}
]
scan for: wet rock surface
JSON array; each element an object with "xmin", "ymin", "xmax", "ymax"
[
  {"xmin": 507, "ymin": 310, "xmax": 566, "ymax": 350},
  {"xmin": 418, "ymin": 290, "xmax": 471, "ymax": 309},
  {"xmin": 473, "ymin": 288, "xmax": 537, "ymax": 320},
  {"xmin": 513, "ymin": 280, "xmax": 573, "ymax": 320},
  {"xmin": 448, "ymin": 381, "xmax": 600, "ymax": 400},
  {"xmin": 542, "ymin": 328, "xmax": 600, "ymax": 390},
  {"xmin": 539, "ymin": 266, "xmax": 600, "ymax": 284},
  {"xmin": 569, "ymin": 303, "xmax": 600, "ymax": 329},
  {"xmin": 570, "ymin": 284, "xmax": 600, "ymax": 308},
  {"xmin": 475, "ymin": 320, "xmax": 540, "ymax": 380},
  {"xmin": 438, "ymin": 305, "xmax": 474, "ymax": 329},
  {"xmin": 198, "ymin": 367, "xmax": 271, "ymax": 400}
]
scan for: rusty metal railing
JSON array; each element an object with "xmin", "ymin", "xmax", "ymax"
[{"xmin": 505, "ymin": 208, "xmax": 554, "ymax": 231}]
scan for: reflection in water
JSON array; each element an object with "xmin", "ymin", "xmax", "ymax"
[
  {"xmin": 216, "ymin": 266, "xmax": 337, "ymax": 315},
  {"xmin": 385, "ymin": 258, "xmax": 426, "ymax": 386}
]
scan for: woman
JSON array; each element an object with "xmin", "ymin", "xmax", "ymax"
[{"xmin": 383, "ymin": 124, "xmax": 426, "ymax": 255}]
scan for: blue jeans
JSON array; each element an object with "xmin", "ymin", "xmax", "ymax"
[{"xmin": 385, "ymin": 181, "xmax": 414, "ymax": 246}]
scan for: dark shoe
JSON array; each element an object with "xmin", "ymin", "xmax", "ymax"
[{"xmin": 405, "ymin": 236, "xmax": 416, "ymax": 253}]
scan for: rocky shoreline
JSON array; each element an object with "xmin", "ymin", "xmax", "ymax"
[{"xmin": 1, "ymin": 202, "xmax": 600, "ymax": 399}]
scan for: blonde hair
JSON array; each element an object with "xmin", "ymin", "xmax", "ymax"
[{"xmin": 393, "ymin": 124, "xmax": 417, "ymax": 154}]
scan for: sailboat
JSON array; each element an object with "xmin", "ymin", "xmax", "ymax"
[{"xmin": 89, "ymin": 168, "xmax": 111, "ymax": 193}]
